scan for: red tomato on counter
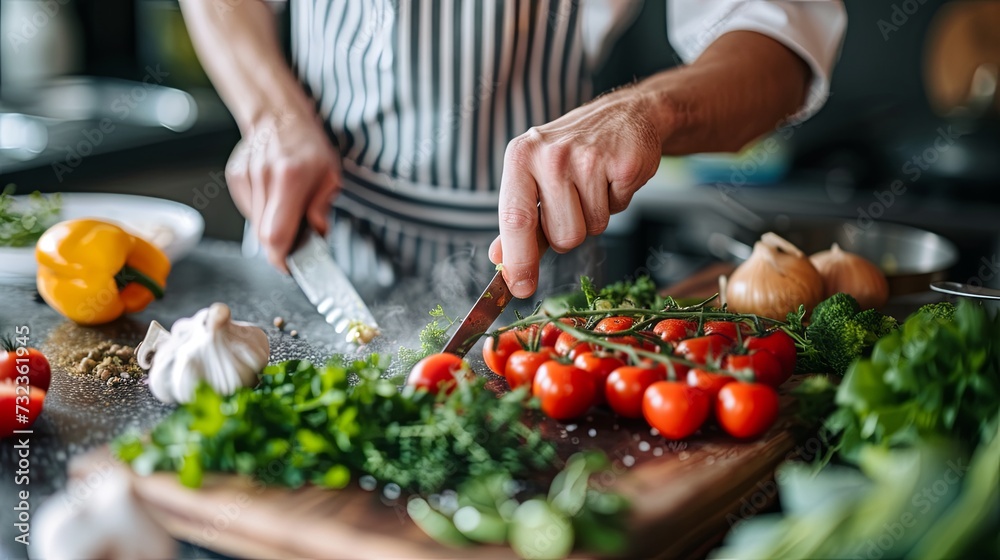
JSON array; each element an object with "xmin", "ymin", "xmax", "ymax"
[
  {"xmin": 744, "ymin": 330, "xmax": 797, "ymax": 381},
  {"xmin": 573, "ymin": 352, "xmax": 625, "ymax": 405},
  {"xmin": 724, "ymin": 350, "xmax": 784, "ymax": 388},
  {"xmin": 407, "ymin": 353, "xmax": 469, "ymax": 395},
  {"xmin": 0, "ymin": 346, "xmax": 51, "ymax": 391},
  {"xmin": 554, "ymin": 331, "xmax": 595, "ymax": 360},
  {"xmin": 0, "ymin": 383, "xmax": 46, "ymax": 439},
  {"xmin": 675, "ymin": 334, "xmax": 734, "ymax": 365},
  {"xmin": 505, "ymin": 349, "xmax": 557, "ymax": 389},
  {"xmin": 686, "ymin": 368, "xmax": 735, "ymax": 402},
  {"xmin": 653, "ymin": 319, "xmax": 697, "ymax": 344},
  {"xmin": 540, "ymin": 318, "xmax": 581, "ymax": 348},
  {"xmin": 533, "ymin": 361, "xmax": 596, "ymax": 420},
  {"xmin": 605, "ymin": 365, "xmax": 665, "ymax": 418},
  {"xmin": 702, "ymin": 320, "xmax": 751, "ymax": 341},
  {"xmin": 482, "ymin": 327, "xmax": 537, "ymax": 376},
  {"xmin": 716, "ymin": 382, "xmax": 780, "ymax": 439},
  {"xmin": 642, "ymin": 381, "xmax": 710, "ymax": 440}
]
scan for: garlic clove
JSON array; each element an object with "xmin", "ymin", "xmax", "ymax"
[
  {"xmin": 31, "ymin": 465, "xmax": 176, "ymax": 560},
  {"xmin": 810, "ymin": 243, "xmax": 890, "ymax": 309},
  {"xmin": 725, "ymin": 233, "xmax": 825, "ymax": 320},
  {"xmin": 139, "ymin": 303, "xmax": 270, "ymax": 403}
]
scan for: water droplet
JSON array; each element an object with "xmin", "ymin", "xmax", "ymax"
[
  {"xmin": 622, "ymin": 455, "xmax": 635, "ymax": 467},
  {"xmin": 632, "ymin": 433, "xmax": 640, "ymax": 442},
  {"xmin": 653, "ymin": 447, "xmax": 663, "ymax": 457},
  {"xmin": 588, "ymin": 428, "xmax": 597, "ymax": 437},
  {"xmin": 570, "ymin": 437, "xmax": 580, "ymax": 445},
  {"xmin": 383, "ymin": 482, "xmax": 401, "ymax": 501},
  {"xmin": 359, "ymin": 475, "xmax": 377, "ymax": 491},
  {"xmin": 649, "ymin": 427, "xmax": 660, "ymax": 437},
  {"xmin": 566, "ymin": 424, "xmax": 578, "ymax": 432},
  {"xmin": 638, "ymin": 441, "xmax": 650, "ymax": 452}
]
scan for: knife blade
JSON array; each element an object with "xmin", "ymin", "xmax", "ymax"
[
  {"xmin": 286, "ymin": 229, "xmax": 381, "ymax": 342},
  {"xmin": 441, "ymin": 270, "xmax": 515, "ymax": 357}
]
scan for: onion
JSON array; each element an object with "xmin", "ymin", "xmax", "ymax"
[
  {"xmin": 810, "ymin": 243, "xmax": 889, "ymax": 309},
  {"xmin": 725, "ymin": 232, "xmax": 825, "ymax": 320}
]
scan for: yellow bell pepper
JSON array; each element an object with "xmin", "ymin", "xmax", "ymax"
[{"xmin": 35, "ymin": 219, "xmax": 171, "ymax": 325}]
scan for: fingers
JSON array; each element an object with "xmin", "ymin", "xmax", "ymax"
[
  {"xmin": 536, "ymin": 165, "xmax": 586, "ymax": 254},
  {"xmin": 225, "ymin": 141, "xmax": 253, "ymax": 219},
  {"xmin": 259, "ymin": 163, "xmax": 318, "ymax": 272},
  {"xmin": 307, "ymin": 169, "xmax": 339, "ymax": 237},
  {"xmin": 489, "ymin": 236, "xmax": 502, "ymax": 264},
  {"xmin": 498, "ymin": 140, "xmax": 542, "ymax": 299}
]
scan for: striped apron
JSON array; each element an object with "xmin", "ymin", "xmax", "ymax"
[{"xmin": 288, "ymin": 0, "xmax": 640, "ymax": 295}]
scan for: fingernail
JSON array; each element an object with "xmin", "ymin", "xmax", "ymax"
[{"xmin": 512, "ymin": 280, "xmax": 533, "ymax": 297}]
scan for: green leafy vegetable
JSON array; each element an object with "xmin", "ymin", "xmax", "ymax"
[
  {"xmin": 827, "ymin": 299, "xmax": 1000, "ymax": 462},
  {"xmin": 115, "ymin": 357, "xmax": 557, "ymax": 494},
  {"xmin": 0, "ymin": 186, "xmax": 62, "ymax": 247}
]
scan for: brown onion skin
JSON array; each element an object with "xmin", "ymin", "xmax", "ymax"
[
  {"xmin": 726, "ymin": 239, "xmax": 825, "ymax": 320},
  {"xmin": 811, "ymin": 244, "xmax": 889, "ymax": 309}
]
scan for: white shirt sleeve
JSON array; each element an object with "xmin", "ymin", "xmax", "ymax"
[{"xmin": 668, "ymin": 0, "xmax": 847, "ymax": 121}]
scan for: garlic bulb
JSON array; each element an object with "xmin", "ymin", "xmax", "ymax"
[
  {"xmin": 725, "ymin": 232, "xmax": 825, "ymax": 320},
  {"xmin": 810, "ymin": 243, "xmax": 889, "ymax": 309},
  {"xmin": 137, "ymin": 302, "xmax": 269, "ymax": 404},
  {"xmin": 31, "ymin": 466, "xmax": 176, "ymax": 560}
]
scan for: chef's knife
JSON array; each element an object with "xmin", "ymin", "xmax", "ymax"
[
  {"xmin": 286, "ymin": 227, "xmax": 380, "ymax": 342},
  {"xmin": 441, "ymin": 270, "xmax": 515, "ymax": 357}
]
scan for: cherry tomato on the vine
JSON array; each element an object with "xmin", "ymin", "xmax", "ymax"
[
  {"xmin": 573, "ymin": 352, "xmax": 624, "ymax": 405},
  {"xmin": 407, "ymin": 353, "xmax": 470, "ymax": 395},
  {"xmin": 686, "ymin": 368, "xmax": 735, "ymax": 402},
  {"xmin": 532, "ymin": 361, "xmax": 596, "ymax": 420},
  {"xmin": 642, "ymin": 381, "xmax": 710, "ymax": 440},
  {"xmin": 716, "ymin": 382, "xmax": 780, "ymax": 439},
  {"xmin": 505, "ymin": 348, "xmax": 557, "ymax": 389},
  {"xmin": 724, "ymin": 350, "xmax": 784, "ymax": 388},
  {"xmin": 675, "ymin": 334, "xmax": 734, "ymax": 365},
  {"xmin": 653, "ymin": 319, "xmax": 697, "ymax": 344},
  {"xmin": 744, "ymin": 330, "xmax": 797, "ymax": 381},
  {"xmin": 540, "ymin": 318, "xmax": 581, "ymax": 348},
  {"xmin": 702, "ymin": 320, "xmax": 752, "ymax": 341},
  {"xmin": 554, "ymin": 331, "xmax": 595, "ymax": 360},
  {"xmin": 605, "ymin": 365, "xmax": 665, "ymax": 418},
  {"xmin": 482, "ymin": 326, "xmax": 537, "ymax": 376}
]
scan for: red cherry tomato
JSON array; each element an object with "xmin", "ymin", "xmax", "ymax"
[
  {"xmin": 554, "ymin": 331, "xmax": 595, "ymax": 360},
  {"xmin": 482, "ymin": 326, "xmax": 537, "ymax": 375},
  {"xmin": 686, "ymin": 368, "xmax": 735, "ymax": 401},
  {"xmin": 642, "ymin": 381, "xmax": 711, "ymax": 440},
  {"xmin": 675, "ymin": 334, "xmax": 734, "ymax": 365},
  {"xmin": 573, "ymin": 352, "xmax": 625, "ymax": 405},
  {"xmin": 540, "ymin": 318, "xmax": 580, "ymax": 348},
  {"xmin": 532, "ymin": 361, "xmax": 596, "ymax": 420},
  {"xmin": 0, "ymin": 383, "xmax": 46, "ymax": 438},
  {"xmin": 594, "ymin": 316, "xmax": 634, "ymax": 333},
  {"xmin": 407, "ymin": 353, "xmax": 469, "ymax": 395},
  {"xmin": 605, "ymin": 365, "xmax": 665, "ymax": 418},
  {"xmin": 744, "ymin": 330, "xmax": 797, "ymax": 381},
  {"xmin": 0, "ymin": 346, "xmax": 52, "ymax": 392},
  {"xmin": 505, "ymin": 348, "xmax": 557, "ymax": 389},
  {"xmin": 702, "ymin": 320, "xmax": 752, "ymax": 340},
  {"xmin": 653, "ymin": 319, "xmax": 697, "ymax": 343},
  {"xmin": 724, "ymin": 350, "xmax": 785, "ymax": 388},
  {"xmin": 716, "ymin": 382, "xmax": 780, "ymax": 439}
]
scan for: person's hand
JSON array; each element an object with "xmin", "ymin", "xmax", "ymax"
[
  {"xmin": 490, "ymin": 89, "xmax": 663, "ymax": 298},
  {"xmin": 226, "ymin": 110, "xmax": 341, "ymax": 271}
]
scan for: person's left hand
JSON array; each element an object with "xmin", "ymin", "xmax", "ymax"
[{"xmin": 489, "ymin": 89, "xmax": 663, "ymax": 298}]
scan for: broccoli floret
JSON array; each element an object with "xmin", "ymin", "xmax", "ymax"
[
  {"xmin": 810, "ymin": 293, "xmax": 861, "ymax": 327},
  {"xmin": 915, "ymin": 302, "xmax": 956, "ymax": 322},
  {"xmin": 853, "ymin": 308, "xmax": 900, "ymax": 345},
  {"xmin": 804, "ymin": 318, "xmax": 867, "ymax": 375}
]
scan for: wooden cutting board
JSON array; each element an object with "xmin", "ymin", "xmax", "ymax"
[{"xmin": 78, "ymin": 263, "xmax": 815, "ymax": 559}]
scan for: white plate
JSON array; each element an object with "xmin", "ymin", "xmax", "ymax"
[{"xmin": 0, "ymin": 193, "xmax": 204, "ymax": 283}]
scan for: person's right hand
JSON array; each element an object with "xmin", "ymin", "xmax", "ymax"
[{"xmin": 226, "ymin": 110, "xmax": 341, "ymax": 272}]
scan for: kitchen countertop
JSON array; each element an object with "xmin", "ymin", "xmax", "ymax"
[{"xmin": 0, "ymin": 240, "xmax": 383, "ymax": 559}]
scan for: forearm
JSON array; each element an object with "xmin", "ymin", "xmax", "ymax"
[
  {"xmin": 179, "ymin": 0, "xmax": 315, "ymax": 133},
  {"xmin": 637, "ymin": 30, "xmax": 811, "ymax": 154}
]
